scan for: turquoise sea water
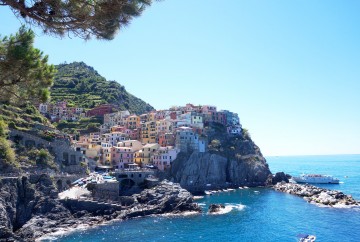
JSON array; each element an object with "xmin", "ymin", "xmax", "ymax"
[{"xmin": 49, "ymin": 154, "xmax": 360, "ymax": 242}]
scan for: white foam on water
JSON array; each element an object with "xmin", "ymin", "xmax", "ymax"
[
  {"xmin": 208, "ymin": 203, "xmax": 246, "ymax": 215},
  {"xmin": 159, "ymin": 211, "xmax": 201, "ymax": 217},
  {"xmin": 193, "ymin": 196, "xmax": 204, "ymax": 200}
]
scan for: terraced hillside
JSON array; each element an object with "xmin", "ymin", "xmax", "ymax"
[{"xmin": 51, "ymin": 62, "xmax": 154, "ymax": 114}]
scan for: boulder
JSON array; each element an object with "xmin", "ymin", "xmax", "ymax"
[{"xmin": 208, "ymin": 204, "xmax": 225, "ymax": 213}]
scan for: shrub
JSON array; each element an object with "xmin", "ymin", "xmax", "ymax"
[
  {"xmin": 0, "ymin": 119, "xmax": 8, "ymax": 137},
  {"xmin": 0, "ymin": 137, "xmax": 18, "ymax": 167}
]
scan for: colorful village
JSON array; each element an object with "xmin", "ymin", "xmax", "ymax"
[{"xmin": 38, "ymin": 102, "xmax": 242, "ymax": 172}]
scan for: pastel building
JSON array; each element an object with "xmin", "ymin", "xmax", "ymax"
[
  {"xmin": 175, "ymin": 127, "xmax": 207, "ymax": 153},
  {"xmin": 126, "ymin": 115, "xmax": 140, "ymax": 129},
  {"xmin": 191, "ymin": 113, "xmax": 203, "ymax": 128},
  {"xmin": 134, "ymin": 143, "xmax": 160, "ymax": 166},
  {"xmin": 39, "ymin": 103, "xmax": 48, "ymax": 114},
  {"xmin": 86, "ymin": 104, "xmax": 115, "ymax": 117},
  {"xmin": 111, "ymin": 146, "xmax": 136, "ymax": 169},
  {"xmin": 156, "ymin": 119, "xmax": 173, "ymax": 133},
  {"xmin": 103, "ymin": 110, "xmax": 130, "ymax": 126},
  {"xmin": 158, "ymin": 132, "xmax": 175, "ymax": 147},
  {"xmin": 116, "ymin": 140, "xmax": 143, "ymax": 150},
  {"xmin": 152, "ymin": 146, "xmax": 179, "ymax": 171},
  {"xmin": 227, "ymin": 125, "xmax": 242, "ymax": 135},
  {"xmin": 101, "ymin": 132, "xmax": 129, "ymax": 146},
  {"xmin": 100, "ymin": 142, "xmax": 112, "ymax": 165},
  {"xmin": 141, "ymin": 121, "xmax": 156, "ymax": 144}
]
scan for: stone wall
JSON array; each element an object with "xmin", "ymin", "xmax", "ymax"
[
  {"xmin": 9, "ymin": 129, "xmax": 86, "ymax": 174},
  {"xmin": 92, "ymin": 182, "xmax": 120, "ymax": 200}
]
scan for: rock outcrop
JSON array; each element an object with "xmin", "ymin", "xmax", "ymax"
[
  {"xmin": 274, "ymin": 182, "xmax": 360, "ymax": 207},
  {"xmin": 0, "ymin": 177, "xmax": 200, "ymax": 241},
  {"xmin": 266, "ymin": 172, "xmax": 290, "ymax": 185},
  {"xmin": 208, "ymin": 204, "xmax": 225, "ymax": 213},
  {"xmin": 168, "ymin": 125, "xmax": 271, "ymax": 192}
]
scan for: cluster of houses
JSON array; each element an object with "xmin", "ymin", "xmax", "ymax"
[
  {"xmin": 72, "ymin": 104, "xmax": 242, "ymax": 171},
  {"xmin": 38, "ymin": 102, "xmax": 117, "ymax": 122},
  {"xmin": 38, "ymin": 101, "xmax": 86, "ymax": 122},
  {"xmin": 38, "ymin": 102, "xmax": 242, "ymax": 171}
]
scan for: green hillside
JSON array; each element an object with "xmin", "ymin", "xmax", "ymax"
[{"xmin": 51, "ymin": 62, "xmax": 154, "ymax": 114}]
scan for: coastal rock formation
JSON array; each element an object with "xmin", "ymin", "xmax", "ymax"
[
  {"xmin": 125, "ymin": 181, "xmax": 201, "ymax": 218},
  {"xmin": 274, "ymin": 182, "xmax": 360, "ymax": 207},
  {"xmin": 208, "ymin": 204, "xmax": 225, "ymax": 213},
  {"xmin": 266, "ymin": 172, "xmax": 290, "ymax": 185},
  {"xmin": 0, "ymin": 176, "xmax": 200, "ymax": 241},
  {"xmin": 169, "ymin": 125, "xmax": 271, "ymax": 192},
  {"xmin": 0, "ymin": 174, "xmax": 66, "ymax": 241}
]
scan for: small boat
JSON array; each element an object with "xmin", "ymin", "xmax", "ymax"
[
  {"xmin": 204, "ymin": 191, "xmax": 213, "ymax": 195},
  {"xmin": 292, "ymin": 174, "xmax": 339, "ymax": 184},
  {"xmin": 297, "ymin": 234, "xmax": 316, "ymax": 242}
]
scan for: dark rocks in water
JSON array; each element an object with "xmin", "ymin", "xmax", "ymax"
[
  {"xmin": 124, "ymin": 180, "xmax": 201, "ymax": 219},
  {"xmin": 0, "ymin": 176, "xmax": 200, "ymax": 241},
  {"xmin": 208, "ymin": 204, "xmax": 225, "ymax": 213},
  {"xmin": 274, "ymin": 182, "xmax": 360, "ymax": 207},
  {"xmin": 267, "ymin": 172, "xmax": 290, "ymax": 186}
]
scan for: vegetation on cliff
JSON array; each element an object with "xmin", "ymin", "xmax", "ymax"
[
  {"xmin": 0, "ymin": 118, "xmax": 18, "ymax": 170},
  {"xmin": 0, "ymin": 103, "xmax": 51, "ymax": 131},
  {"xmin": 0, "ymin": 103, "xmax": 60, "ymax": 173},
  {"xmin": 52, "ymin": 62, "xmax": 154, "ymax": 114}
]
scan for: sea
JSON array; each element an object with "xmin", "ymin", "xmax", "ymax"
[{"xmin": 44, "ymin": 154, "xmax": 360, "ymax": 242}]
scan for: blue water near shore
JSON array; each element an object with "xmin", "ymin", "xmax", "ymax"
[{"xmin": 50, "ymin": 154, "xmax": 360, "ymax": 242}]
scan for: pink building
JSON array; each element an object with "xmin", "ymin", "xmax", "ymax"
[
  {"xmin": 216, "ymin": 111, "xmax": 227, "ymax": 126},
  {"xmin": 152, "ymin": 147, "xmax": 179, "ymax": 171},
  {"xmin": 111, "ymin": 147, "xmax": 136, "ymax": 169}
]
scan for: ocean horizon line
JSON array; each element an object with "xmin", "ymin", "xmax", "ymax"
[{"xmin": 265, "ymin": 153, "xmax": 360, "ymax": 158}]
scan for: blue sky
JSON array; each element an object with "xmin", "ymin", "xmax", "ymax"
[{"xmin": 1, "ymin": 0, "xmax": 359, "ymax": 156}]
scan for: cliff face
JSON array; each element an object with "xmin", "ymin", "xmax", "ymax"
[
  {"xmin": 0, "ymin": 176, "xmax": 200, "ymax": 241},
  {"xmin": 0, "ymin": 175, "xmax": 69, "ymax": 241},
  {"xmin": 169, "ymin": 124, "xmax": 271, "ymax": 192}
]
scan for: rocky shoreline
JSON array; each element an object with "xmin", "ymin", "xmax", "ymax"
[
  {"xmin": 274, "ymin": 182, "xmax": 360, "ymax": 208},
  {"xmin": 0, "ymin": 175, "xmax": 201, "ymax": 242}
]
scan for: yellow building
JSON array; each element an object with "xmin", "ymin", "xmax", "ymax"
[
  {"xmin": 126, "ymin": 115, "xmax": 140, "ymax": 129},
  {"xmin": 134, "ymin": 143, "xmax": 160, "ymax": 166},
  {"xmin": 141, "ymin": 121, "xmax": 157, "ymax": 144},
  {"xmin": 148, "ymin": 112, "xmax": 156, "ymax": 122}
]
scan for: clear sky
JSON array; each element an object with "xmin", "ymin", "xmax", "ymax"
[{"xmin": 1, "ymin": 0, "xmax": 360, "ymax": 156}]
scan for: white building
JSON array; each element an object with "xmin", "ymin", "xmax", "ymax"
[
  {"xmin": 101, "ymin": 132, "xmax": 129, "ymax": 146},
  {"xmin": 38, "ymin": 103, "xmax": 48, "ymax": 114},
  {"xmin": 152, "ymin": 146, "xmax": 180, "ymax": 171}
]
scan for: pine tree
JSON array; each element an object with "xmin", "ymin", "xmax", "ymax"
[
  {"xmin": 0, "ymin": 26, "xmax": 55, "ymax": 104},
  {"xmin": 1, "ymin": 0, "xmax": 155, "ymax": 40}
]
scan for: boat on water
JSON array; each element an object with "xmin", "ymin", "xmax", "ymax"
[
  {"xmin": 297, "ymin": 234, "xmax": 316, "ymax": 242},
  {"xmin": 292, "ymin": 174, "xmax": 339, "ymax": 184}
]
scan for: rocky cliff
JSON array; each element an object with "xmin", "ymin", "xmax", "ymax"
[
  {"xmin": 0, "ymin": 176, "xmax": 199, "ymax": 241},
  {"xmin": 168, "ymin": 124, "xmax": 271, "ymax": 192},
  {"xmin": 0, "ymin": 175, "xmax": 67, "ymax": 241}
]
